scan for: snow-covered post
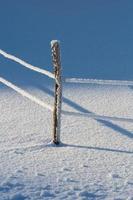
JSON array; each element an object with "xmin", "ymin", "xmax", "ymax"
[{"xmin": 51, "ymin": 40, "xmax": 62, "ymax": 145}]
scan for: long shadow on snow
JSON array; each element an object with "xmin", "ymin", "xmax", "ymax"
[
  {"xmin": 97, "ymin": 119, "xmax": 133, "ymax": 139},
  {"xmin": 36, "ymin": 84, "xmax": 133, "ymax": 140},
  {"xmin": 64, "ymin": 144, "xmax": 133, "ymax": 155},
  {"xmin": 9, "ymin": 141, "xmax": 133, "ymax": 155},
  {"xmin": 0, "ymin": 60, "xmax": 132, "ymax": 140},
  {"xmin": 36, "ymin": 84, "xmax": 92, "ymax": 114}
]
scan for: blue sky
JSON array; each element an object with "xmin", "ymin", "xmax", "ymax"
[{"xmin": 0, "ymin": 0, "xmax": 133, "ymax": 81}]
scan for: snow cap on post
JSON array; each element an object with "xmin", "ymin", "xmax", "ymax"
[{"xmin": 51, "ymin": 40, "xmax": 60, "ymax": 48}]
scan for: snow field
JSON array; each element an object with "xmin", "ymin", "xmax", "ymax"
[{"xmin": 0, "ymin": 82, "xmax": 133, "ymax": 199}]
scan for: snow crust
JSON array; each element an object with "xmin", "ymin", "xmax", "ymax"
[{"xmin": 0, "ymin": 80, "xmax": 133, "ymax": 199}]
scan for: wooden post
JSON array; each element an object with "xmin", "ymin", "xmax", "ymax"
[{"xmin": 51, "ymin": 40, "xmax": 62, "ymax": 145}]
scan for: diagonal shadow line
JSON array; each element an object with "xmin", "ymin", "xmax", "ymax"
[
  {"xmin": 36, "ymin": 84, "xmax": 133, "ymax": 139},
  {"xmin": 96, "ymin": 119, "xmax": 133, "ymax": 138},
  {"xmin": 64, "ymin": 144, "xmax": 133, "ymax": 154},
  {"xmin": 5, "ymin": 142, "xmax": 133, "ymax": 155},
  {"xmin": 36, "ymin": 84, "xmax": 91, "ymax": 114},
  {"xmin": 62, "ymin": 111, "xmax": 133, "ymax": 123}
]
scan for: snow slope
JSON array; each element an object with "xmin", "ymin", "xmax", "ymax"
[{"xmin": 0, "ymin": 79, "xmax": 133, "ymax": 200}]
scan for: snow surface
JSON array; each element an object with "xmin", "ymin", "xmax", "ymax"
[
  {"xmin": 0, "ymin": 1, "xmax": 133, "ymax": 199},
  {"xmin": 0, "ymin": 79, "xmax": 133, "ymax": 200}
]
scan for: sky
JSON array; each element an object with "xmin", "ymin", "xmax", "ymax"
[{"xmin": 0, "ymin": 0, "xmax": 133, "ymax": 81}]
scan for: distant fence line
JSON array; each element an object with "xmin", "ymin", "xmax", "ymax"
[{"xmin": 65, "ymin": 78, "xmax": 133, "ymax": 86}]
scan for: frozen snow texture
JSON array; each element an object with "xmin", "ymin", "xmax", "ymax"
[
  {"xmin": 0, "ymin": 80, "xmax": 133, "ymax": 200},
  {"xmin": 0, "ymin": 49, "xmax": 55, "ymax": 80}
]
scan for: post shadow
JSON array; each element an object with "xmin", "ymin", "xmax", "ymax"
[
  {"xmin": 36, "ymin": 83, "xmax": 133, "ymax": 140},
  {"xmin": 10, "ymin": 141, "xmax": 133, "ymax": 155}
]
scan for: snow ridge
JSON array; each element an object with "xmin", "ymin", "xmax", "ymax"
[{"xmin": 65, "ymin": 78, "xmax": 133, "ymax": 86}]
